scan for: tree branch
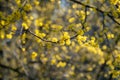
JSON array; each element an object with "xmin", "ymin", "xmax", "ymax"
[
  {"xmin": 0, "ymin": 63, "xmax": 24, "ymax": 75},
  {"xmin": 70, "ymin": 0, "xmax": 120, "ymax": 25}
]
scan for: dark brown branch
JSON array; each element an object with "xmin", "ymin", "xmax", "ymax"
[
  {"xmin": 27, "ymin": 29, "xmax": 54, "ymax": 43},
  {"xmin": 70, "ymin": 33, "xmax": 78, "ymax": 40},
  {"xmin": 70, "ymin": 0, "xmax": 120, "ymax": 25},
  {"xmin": 70, "ymin": 0, "xmax": 107, "ymax": 13},
  {"xmin": 82, "ymin": 6, "xmax": 88, "ymax": 29},
  {"xmin": 95, "ymin": 60, "xmax": 107, "ymax": 80},
  {"xmin": 0, "ymin": 63, "xmax": 35, "ymax": 80},
  {"xmin": 0, "ymin": 63, "xmax": 24, "ymax": 75},
  {"xmin": 27, "ymin": 29, "xmax": 79, "ymax": 43},
  {"xmin": 107, "ymin": 14, "xmax": 120, "ymax": 25}
]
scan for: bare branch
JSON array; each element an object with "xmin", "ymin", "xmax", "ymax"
[{"xmin": 0, "ymin": 63, "xmax": 24, "ymax": 75}]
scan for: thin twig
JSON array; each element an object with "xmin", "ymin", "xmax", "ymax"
[
  {"xmin": 27, "ymin": 29, "xmax": 53, "ymax": 43},
  {"xmin": 70, "ymin": 0, "xmax": 120, "ymax": 25},
  {"xmin": 0, "ymin": 63, "xmax": 24, "ymax": 75},
  {"xmin": 12, "ymin": 51, "xmax": 29, "ymax": 77},
  {"xmin": 82, "ymin": 6, "xmax": 88, "ymax": 29}
]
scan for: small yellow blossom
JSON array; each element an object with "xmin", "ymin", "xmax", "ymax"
[
  {"xmin": 1, "ymin": 20, "xmax": 5, "ymax": 25},
  {"xmin": 57, "ymin": 61, "xmax": 66, "ymax": 68},
  {"xmin": 54, "ymin": 47, "xmax": 59, "ymax": 51},
  {"xmin": 77, "ymin": 35, "xmax": 87, "ymax": 41},
  {"xmin": 0, "ymin": 31, "xmax": 5, "ymax": 39},
  {"xmin": 11, "ymin": 25, "xmax": 17, "ymax": 31},
  {"xmin": 106, "ymin": 60, "xmax": 112, "ymax": 65},
  {"xmin": 24, "ymin": 3, "xmax": 32, "ymax": 11},
  {"xmin": 35, "ymin": 29, "xmax": 39, "ymax": 35},
  {"xmin": 51, "ymin": 59, "xmax": 56, "ymax": 65},
  {"xmin": 34, "ymin": 0, "xmax": 40, "ymax": 6},
  {"xmin": 15, "ymin": 0, "xmax": 21, "ymax": 5},
  {"xmin": 71, "ymin": 65, "xmax": 75, "ymax": 70},
  {"xmin": 22, "ymin": 48, "xmax": 26, "ymax": 52},
  {"xmin": 39, "ymin": 22, "xmax": 43, "ymax": 26},
  {"xmin": 110, "ymin": 0, "xmax": 119, "ymax": 5},
  {"xmin": 68, "ymin": 17, "xmax": 75, "ymax": 23},
  {"xmin": 102, "ymin": 45, "xmax": 107, "ymax": 50},
  {"xmin": 72, "ymin": 4, "xmax": 77, "ymax": 9},
  {"xmin": 86, "ymin": 75, "xmax": 91, "ymax": 80},
  {"xmin": 86, "ymin": 26, "xmax": 91, "ymax": 31},
  {"xmin": 107, "ymin": 33, "xmax": 114, "ymax": 39},
  {"xmin": 38, "ymin": 33, "xmax": 46, "ymax": 38},
  {"xmin": 22, "ymin": 22, "xmax": 29, "ymax": 30},
  {"xmin": 77, "ymin": 30, "xmax": 84, "ymax": 35},
  {"xmin": 6, "ymin": 34, "xmax": 12, "ymax": 39},
  {"xmin": 51, "ymin": 37, "xmax": 58, "ymax": 42},
  {"xmin": 30, "ymin": 16, "xmax": 34, "ymax": 20},
  {"xmin": 87, "ymin": 67, "xmax": 93, "ymax": 71},
  {"xmin": 59, "ymin": 40, "xmax": 65, "ymax": 45},
  {"xmin": 61, "ymin": 32, "xmax": 70, "ymax": 40},
  {"xmin": 21, "ymin": 33, "xmax": 26, "ymax": 41},
  {"xmin": 42, "ymin": 57, "xmax": 48, "ymax": 64},
  {"xmin": 55, "ymin": 55, "xmax": 62, "ymax": 60},
  {"xmin": 50, "ymin": 0, "xmax": 55, "ymax": 2},
  {"xmin": 66, "ymin": 39, "xmax": 71, "ymax": 45},
  {"xmin": 34, "ymin": 19, "xmax": 43, "ymax": 27},
  {"xmin": 31, "ymin": 52, "xmax": 38, "ymax": 60},
  {"xmin": 69, "ymin": 71, "xmax": 75, "ymax": 75}
]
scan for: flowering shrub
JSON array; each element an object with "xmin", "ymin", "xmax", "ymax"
[{"xmin": 0, "ymin": 0, "xmax": 120, "ymax": 80}]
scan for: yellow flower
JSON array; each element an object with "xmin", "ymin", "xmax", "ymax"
[
  {"xmin": 21, "ymin": 33, "xmax": 26, "ymax": 41},
  {"xmin": 59, "ymin": 40, "xmax": 65, "ymax": 45},
  {"xmin": 78, "ymin": 10, "xmax": 85, "ymax": 20},
  {"xmin": 61, "ymin": 32, "xmax": 70, "ymax": 40},
  {"xmin": 68, "ymin": 17, "xmax": 75, "ymax": 23},
  {"xmin": 71, "ymin": 65, "xmax": 75, "ymax": 70},
  {"xmin": 107, "ymin": 33, "xmax": 114, "ymax": 39},
  {"xmin": 87, "ymin": 67, "xmax": 93, "ymax": 71},
  {"xmin": 51, "ymin": 37, "xmax": 58, "ymax": 42},
  {"xmin": 69, "ymin": 71, "xmax": 75, "ymax": 76},
  {"xmin": 22, "ymin": 48, "xmax": 26, "ymax": 52},
  {"xmin": 39, "ymin": 22, "xmax": 43, "ymax": 26},
  {"xmin": 6, "ymin": 34, "xmax": 12, "ymax": 39},
  {"xmin": 22, "ymin": 22, "xmax": 29, "ymax": 30},
  {"xmin": 11, "ymin": 25, "xmax": 17, "ymax": 31},
  {"xmin": 102, "ymin": 45, "xmax": 107, "ymax": 50},
  {"xmin": 87, "ymin": 46, "xmax": 97, "ymax": 54},
  {"xmin": 55, "ymin": 55, "xmax": 62, "ymax": 60},
  {"xmin": 110, "ymin": 0, "xmax": 119, "ymax": 5},
  {"xmin": 99, "ymin": 58, "xmax": 105, "ymax": 65},
  {"xmin": 77, "ymin": 35, "xmax": 87, "ymax": 41},
  {"xmin": 72, "ymin": 4, "xmax": 77, "ymax": 9},
  {"xmin": 77, "ymin": 30, "xmax": 84, "ymax": 35},
  {"xmin": 50, "ymin": 0, "xmax": 55, "ymax": 2},
  {"xmin": 57, "ymin": 61, "xmax": 66, "ymax": 68},
  {"xmin": 86, "ymin": 26, "xmax": 91, "ymax": 31},
  {"xmin": 34, "ymin": 0, "xmax": 40, "ymax": 6},
  {"xmin": 34, "ymin": 19, "xmax": 43, "ymax": 27},
  {"xmin": 1, "ymin": 20, "xmax": 5, "ymax": 25},
  {"xmin": 0, "ymin": 31, "xmax": 5, "ymax": 39},
  {"xmin": 51, "ymin": 59, "xmax": 56, "ymax": 65},
  {"xmin": 35, "ymin": 29, "xmax": 39, "ymax": 35},
  {"xmin": 38, "ymin": 33, "xmax": 46, "ymax": 38},
  {"xmin": 54, "ymin": 47, "xmax": 59, "ymax": 51},
  {"xmin": 66, "ymin": 39, "xmax": 71, "ymax": 45},
  {"xmin": 31, "ymin": 52, "xmax": 38, "ymax": 60},
  {"xmin": 42, "ymin": 57, "xmax": 48, "ymax": 64},
  {"xmin": 24, "ymin": 3, "xmax": 32, "ymax": 11},
  {"xmin": 15, "ymin": 0, "xmax": 21, "ymax": 5}
]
